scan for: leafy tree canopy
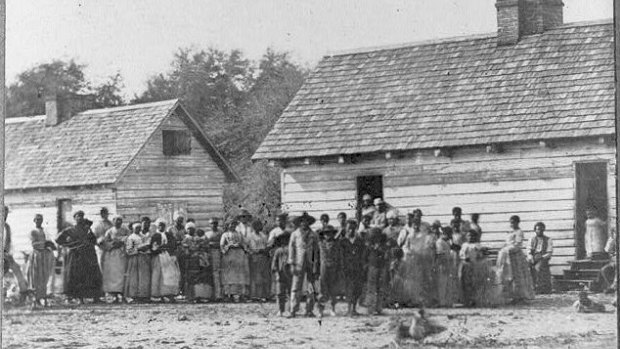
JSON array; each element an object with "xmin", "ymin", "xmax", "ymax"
[{"xmin": 7, "ymin": 59, "xmax": 125, "ymax": 118}]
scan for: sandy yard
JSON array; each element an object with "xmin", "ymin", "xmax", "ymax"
[{"xmin": 1, "ymin": 293, "xmax": 617, "ymax": 349}]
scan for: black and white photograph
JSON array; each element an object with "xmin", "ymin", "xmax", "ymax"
[{"xmin": 0, "ymin": 0, "xmax": 617, "ymax": 348}]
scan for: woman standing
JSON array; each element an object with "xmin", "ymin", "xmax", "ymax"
[
  {"xmin": 398, "ymin": 209, "xmax": 436, "ymax": 307},
  {"xmin": 206, "ymin": 218, "xmax": 224, "ymax": 301},
  {"xmin": 496, "ymin": 215, "xmax": 535, "ymax": 303},
  {"xmin": 55, "ymin": 211, "xmax": 103, "ymax": 304},
  {"xmin": 27, "ymin": 214, "xmax": 56, "ymax": 308},
  {"xmin": 434, "ymin": 226, "xmax": 458, "ymax": 307},
  {"xmin": 247, "ymin": 219, "xmax": 271, "ymax": 301},
  {"xmin": 124, "ymin": 223, "xmax": 152, "ymax": 303},
  {"xmin": 220, "ymin": 220, "xmax": 250, "ymax": 301},
  {"xmin": 100, "ymin": 215, "xmax": 129, "ymax": 303},
  {"xmin": 150, "ymin": 219, "xmax": 180, "ymax": 302}
]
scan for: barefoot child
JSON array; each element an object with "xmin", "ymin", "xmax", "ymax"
[
  {"xmin": 341, "ymin": 219, "xmax": 366, "ymax": 316},
  {"xmin": 271, "ymin": 230, "xmax": 292, "ymax": 316},
  {"xmin": 365, "ymin": 227, "xmax": 389, "ymax": 315},
  {"xmin": 317, "ymin": 225, "xmax": 343, "ymax": 317}
]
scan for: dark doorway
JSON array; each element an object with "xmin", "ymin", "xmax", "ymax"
[
  {"xmin": 575, "ymin": 162, "xmax": 608, "ymax": 260},
  {"xmin": 356, "ymin": 175, "xmax": 383, "ymax": 221}
]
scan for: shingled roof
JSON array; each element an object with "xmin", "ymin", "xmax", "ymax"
[
  {"xmin": 6, "ymin": 99, "xmax": 238, "ymax": 190},
  {"xmin": 253, "ymin": 20, "xmax": 614, "ymax": 160}
]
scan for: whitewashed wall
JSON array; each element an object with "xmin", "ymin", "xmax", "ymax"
[
  {"xmin": 281, "ymin": 139, "xmax": 616, "ymax": 275},
  {"xmin": 5, "ymin": 187, "xmax": 116, "ymax": 265}
]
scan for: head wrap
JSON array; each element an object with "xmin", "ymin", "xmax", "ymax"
[
  {"xmin": 185, "ymin": 222, "xmax": 196, "ymax": 230},
  {"xmin": 362, "ymin": 194, "xmax": 372, "ymax": 201},
  {"xmin": 173, "ymin": 211, "xmax": 186, "ymax": 221},
  {"xmin": 132, "ymin": 222, "xmax": 142, "ymax": 231},
  {"xmin": 386, "ymin": 210, "xmax": 398, "ymax": 220},
  {"xmin": 155, "ymin": 218, "xmax": 166, "ymax": 226},
  {"xmin": 112, "ymin": 214, "xmax": 123, "ymax": 223},
  {"xmin": 374, "ymin": 198, "xmax": 384, "ymax": 206}
]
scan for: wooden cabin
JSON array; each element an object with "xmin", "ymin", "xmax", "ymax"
[
  {"xmin": 253, "ymin": 1, "xmax": 615, "ymax": 275},
  {"xmin": 5, "ymin": 98, "xmax": 238, "ymax": 262}
]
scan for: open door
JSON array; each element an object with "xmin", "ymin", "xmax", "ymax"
[
  {"xmin": 356, "ymin": 175, "xmax": 383, "ymax": 221},
  {"xmin": 575, "ymin": 162, "xmax": 608, "ymax": 260}
]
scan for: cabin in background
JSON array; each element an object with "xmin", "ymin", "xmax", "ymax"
[
  {"xmin": 253, "ymin": 0, "xmax": 615, "ymax": 277},
  {"xmin": 5, "ymin": 97, "xmax": 238, "ymax": 262}
]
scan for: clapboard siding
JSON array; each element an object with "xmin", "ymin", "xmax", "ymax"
[
  {"xmin": 281, "ymin": 139, "xmax": 615, "ymax": 275},
  {"xmin": 115, "ymin": 112, "xmax": 225, "ymax": 227},
  {"xmin": 5, "ymin": 187, "xmax": 116, "ymax": 264}
]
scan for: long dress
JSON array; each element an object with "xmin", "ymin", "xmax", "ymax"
[
  {"xmin": 100, "ymin": 226, "xmax": 129, "ymax": 294},
  {"xmin": 27, "ymin": 228, "xmax": 55, "ymax": 299},
  {"xmin": 150, "ymin": 232, "xmax": 180, "ymax": 298},
  {"xmin": 435, "ymin": 238, "xmax": 459, "ymax": 307},
  {"xmin": 247, "ymin": 232, "xmax": 271, "ymax": 299},
  {"xmin": 398, "ymin": 228, "xmax": 437, "ymax": 306},
  {"xmin": 124, "ymin": 233, "xmax": 151, "ymax": 298},
  {"xmin": 220, "ymin": 230, "xmax": 250, "ymax": 297},
  {"xmin": 93, "ymin": 219, "xmax": 113, "ymax": 266},
  {"xmin": 206, "ymin": 228, "xmax": 223, "ymax": 300},
  {"xmin": 496, "ymin": 229, "xmax": 534, "ymax": 301},
  {"xmin": 55, "ymin": 224, "xmax": 103, "ymax": 299},
  {"xmin": 187, "ymin": 236, "xmax": 214, "ymax": 300}
]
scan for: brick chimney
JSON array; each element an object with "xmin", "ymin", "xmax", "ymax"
[
  {"xmin": 496, "ymin": 0, "xmax": 564, "ymax": 46},
  {"xmin": 45, "ymin": 94, "xmax": 64, "ymax": 126},
  {"xmin": 45, "ymin": 93, "xmax": 96, "ymax": 126}
]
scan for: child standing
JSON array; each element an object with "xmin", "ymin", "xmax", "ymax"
[
  {"xmin": 341, "ymin": 219, "xmax": 366, "ymax": 316},
  {"xmin": 271, "ymin": 230, "xmax": 292, "ymax": 317},
  {"xmin": 317, "ymin": 225, "xmax": 343, "ymax": 317},
  {"xmin": 365, "ymin": 227, "xmax": 389, "ymax": 315},
  {"xmin": 435, "ymin": 226, "xmax": 458, "ymax": 307}
]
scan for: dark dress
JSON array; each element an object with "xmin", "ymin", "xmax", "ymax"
[
  {"xmin": 55, "ymin": 224, "xmax": 103, "ymax": 299},
  {"xmin": 341, "ymin": 237, "xmax": 366, "ymax": 305}
]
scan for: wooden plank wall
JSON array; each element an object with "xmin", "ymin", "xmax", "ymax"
[
  {"xmin": 115, "ymin": 112, "xmax": 225, "ymax": 227},
  {"xmin": 4, "ymin": 187, "xmax": 116, "ymax": 264},
  {"xmin": 281, "ymin": 139, "xmax": 616, "ymax": 275}
]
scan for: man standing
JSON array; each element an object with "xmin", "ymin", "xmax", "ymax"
[
  {"xmin": 288, "ymin": 212, "xmax": 320, "ymax": 318},
  {"xmin": 93, "ymin": 207, "xmax": 113, "ymax": 266},
  {"xmin": 3, "ymin": 206, "xmax": 29, "ymax": 301},
  {"xmin": 206, "ymin": 217, "xmax": 224, "ymax": 300},
  {"xmin": 372, "ymin": 198, "xmax": 388, "ymax": 228}
]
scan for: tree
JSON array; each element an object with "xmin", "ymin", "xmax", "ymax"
[
  {"xmin": 134, "ymin": 47, "xmax": 307, "ymax": 220},
  {"xmin": 7, "ymin": 59, "xmax": 125, "ymax": 118},
  {"xmin": 225, "ymin": 49, "xmax": 307, "ymax": 221}
]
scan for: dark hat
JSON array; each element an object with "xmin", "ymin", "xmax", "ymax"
[
  {"xmin": 277, "ymin": 212, "xmax": 289, "ymax": 221},
  {"xmin": 100, "ymin": 207, "xmax": 109, "ymax": 214},
  {"xmin": 236, "ymin": 208, "xmax": 252, "ymax": 219},
  {"xmin": 293, "ymin": 211, "xmax": 316, "ymax": 226},
  {"xmin": 73, "ymin": 210, "xmax": 85, "ymax": 218}
]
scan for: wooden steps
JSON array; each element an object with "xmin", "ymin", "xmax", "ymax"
[{"xmin": 553, "ymin": 259, "xmax": 609, "ymax": 292}]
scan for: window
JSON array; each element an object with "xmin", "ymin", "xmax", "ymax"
[{"xmin": 162, "ymin": 130, "xmax": 191, "ymax": 156}]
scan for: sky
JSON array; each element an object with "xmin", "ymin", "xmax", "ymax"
[{"xmin": 7, "ymin": 0, "xmax": 613, "ymax": 98}]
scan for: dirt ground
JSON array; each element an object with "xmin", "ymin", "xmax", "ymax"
[{"xmin": 1, "ymin": 292, "xmax": 617, "ymax": 349}]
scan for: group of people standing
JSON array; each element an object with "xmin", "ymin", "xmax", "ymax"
[{"xmin": 4, "ymin": 195, "xmax": 558, "ymax": 315}]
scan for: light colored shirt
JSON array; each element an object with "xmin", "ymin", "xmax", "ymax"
[
  {"xmin": 506, "ymin": 229, "xmax": 524, "ymax": 248},
  {"xmin": 605, "ymin": 236, "xmax": 617, "ymax": 257},
  {"xmin": 93, "ymin": 219, "xmax": 113, "ymax": 242},
  {"xmin": 267, "ymin": 227, "xmax": 284, "ymax": 246},
  {"xmin": 528, "ymin": 235, "xmax": 553, "ymax": 259}
]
